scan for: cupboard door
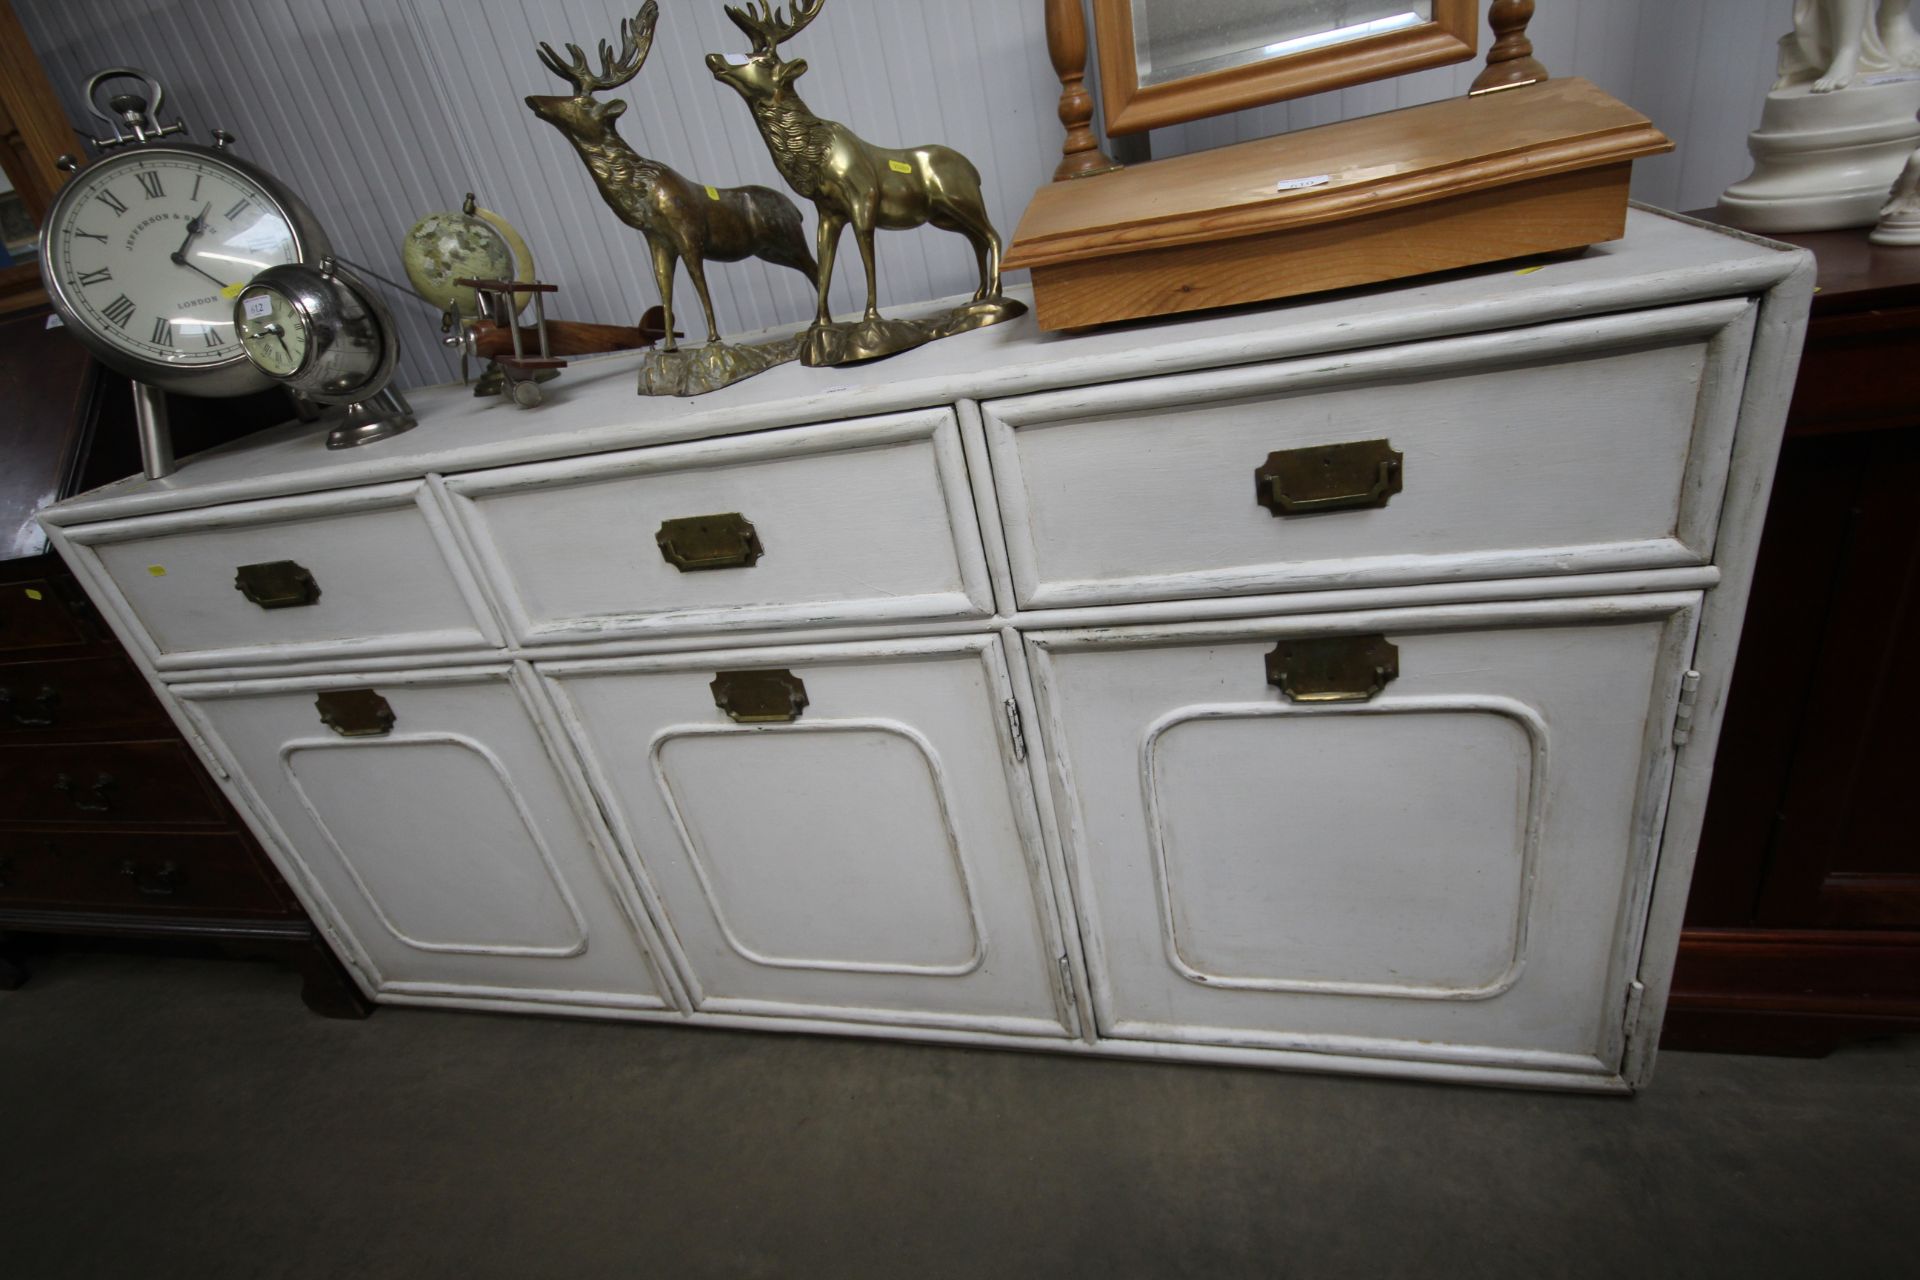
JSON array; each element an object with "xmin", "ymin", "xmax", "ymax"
[
  {"xmin": 176, "ymin": 669, "xmax": 671, "ymax": 1008},
  {"xmin": 544, "ymin": 637, "xmax": 1073, "ymax": 1037},
  {"xmin": 1029, "ymin": 594, "xmax": 1702, "ymax": 1078}
]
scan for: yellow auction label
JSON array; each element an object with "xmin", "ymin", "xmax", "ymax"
[
  {"xmin": 23, "ymin": 588, "xmax": 42, "ymax": 601},
  {"xmin": 705, "ymin": 185, "xmax": 720, "ymax": 200},
  {"xmin": 888, "ymin": 159, "xmax": 913, "ymax": 174},
  {"xmin": 147, "ymin": 565, "xmax": 167, "ymax": 577},
  {"xmin": 220, "ymin": 281, "xmax": 248, "ymax": 299}
]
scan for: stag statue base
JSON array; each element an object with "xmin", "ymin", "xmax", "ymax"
[
  {"xmin": 800, "ymin": 296, "xmax": 1029, "ymax": 368},
  {"xmin": 638, "ymin": 336, "xmax": 803, "ymax": 397}
]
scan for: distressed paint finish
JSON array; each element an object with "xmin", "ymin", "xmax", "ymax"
[{"xmin": 37, "ymin": 212, "xmax": 1812, "ymax": 1091}]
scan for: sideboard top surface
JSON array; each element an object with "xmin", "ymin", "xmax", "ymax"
[{"xmin": 43, "ymin": 208, "xmax": 1805, "ymax": 528}]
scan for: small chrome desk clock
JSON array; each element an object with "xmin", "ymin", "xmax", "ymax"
[{"xmin": 235, "ymin": 258, "xmax": 416, "ymax": 450}]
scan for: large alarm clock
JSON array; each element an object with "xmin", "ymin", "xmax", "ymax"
[{"xmin": 37, "ymin": 68, "xmax": 331, "ymax": 399}]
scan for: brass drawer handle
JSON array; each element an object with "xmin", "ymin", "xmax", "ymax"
[
  {"xmin": 315, "ymin": 689, "xmax": 396, "ymax": 738},
  {"xmin": 657, "ymin": 513, "xmax": 764, "ymax": 572},
  {"xmin": 0, "ymin": 684, "xmax": 58, "ymax": 727},
  {"xmin": 121, "ymin": 858, "xmax": 183, "ymax": 898},
  {"xmin": 1266, "ymin": 635, "xmax": 1399, "ymax": 704},
  {"xmin": 1256, "ymin": 439, "xmax": 1404, "ymax": 516},
  {"xmin": 711, "ymin": 669, "xmax": 808, "ymax": 723},
  {"xmin": 54, "ymin": 771, "xmax": 116, "ymax": 813},
  {"xmin": 234, "ymin": 560, "xmax": 322, "ymax": 609}
]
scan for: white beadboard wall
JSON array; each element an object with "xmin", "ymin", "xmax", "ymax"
[{"xmin": 18, "ymin": 0, "xmax": 1792, "ymax": 389}]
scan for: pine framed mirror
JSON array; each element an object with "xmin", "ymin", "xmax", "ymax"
[{"xmin": 1093, "ymin": 0, "xmax": 1479, "ymax": 135}]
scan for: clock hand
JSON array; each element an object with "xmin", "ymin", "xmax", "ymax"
[
  {"xmin": 171, "ymin": 202, "xmax": 212, "ymax": 259},
  {"xmin": 170, "ymin": 252, "xmax": 231, "ymax": 291}
]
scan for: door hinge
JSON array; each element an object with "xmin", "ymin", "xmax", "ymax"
[
  {"xmin": 1671, "ymin": 670, "xmax": 1702, "ymax": 747},
  {"xmin": 1005, "ymin": 698, "xmax": 1027, "ymax": 763},
  {"xmin": 1622, "ymin": 978, "xmax": 1648, "ymax": 1044}
]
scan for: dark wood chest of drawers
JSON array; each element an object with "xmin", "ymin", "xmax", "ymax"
[{"xmin": 0, "ymin": 304, "xmax": 367, "ymax": 1017}]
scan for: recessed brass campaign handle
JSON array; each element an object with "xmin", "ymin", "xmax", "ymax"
[
  {"xmin": 711, "ymin": 669, "xmax": 808, "ymax": 723},
  {"xmin": 1266, "ymin": 635, "xmax": 1399, "ymax": 704},
  {"xmin": 315, "ymin": 689, "xmax": 396, "ymax": 738},
  {"xmin": 234, "ymin": 560, "xmax": 321, "ymax": 609},
  {"xmin": 1256, "ymin": 439, "xmax": 1403, "ymax": 516},
  {"xmin": 657, "ymin": 513, "xmax": 763, "ymax": 572}
]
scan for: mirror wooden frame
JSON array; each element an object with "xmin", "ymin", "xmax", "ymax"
[{"xmin": 1092, "ymin": 0, "xmax": 1479, "ymax": 135}]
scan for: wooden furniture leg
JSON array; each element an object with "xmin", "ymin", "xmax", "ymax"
[
  {"xmin": 1047, "ymin": 0, "xmax": 1122, "ymax": 180},
  {"xmin": 290, "ymin": 935, "xmax": 375, "ymax": 1020},
  {"xmin": 1471, "ymin": 0, "xmax": 1549, "ymax": 94},
  {"xmin": 0, "ymin": 931, "xmax": 26, "ymax": 990}
]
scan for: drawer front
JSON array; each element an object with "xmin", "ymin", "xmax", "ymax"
[
  {"xmin": 542, "ymin": 636, "xmax": 1072, "ymax": 1036},
  {"xmin": 445, "ymin": 409, "xmax": 994, "ymax": 644},
  {"xmin": 175, "ymin": 669, "xmax": 672, "ymax": 1007},
  {"xmin": 1028, "ymin": 593, "xmax": 1702, "ymax": 1076},
  {"xmin": 0, "ymin": 830, "xmax": 288, "ymax": 915},
  {"xmin": 0, "ymin": 655, "xmax": 168, "ymax": 738},
  {"xmin": 983, "ymin": 301, "xmax": 1755, "ymax": 608},
  {"xmin": 61, "ymin": 482, "xmax": 499, "ymax": 671},
  {"xmin": 0, "ymin": 579, "xmax": 90, "ymax": 654},
  {"xmin": 0, "ymin": 739, "xmax": 227, "ymax": 826}
]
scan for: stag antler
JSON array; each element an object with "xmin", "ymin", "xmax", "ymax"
[
  {"xmin": 537, "ymin": 1, "xmax": 658, "ymax": 94},
  {"xmin": 722, "ymin": 0, "xmax": 824, "ymax": 55}
]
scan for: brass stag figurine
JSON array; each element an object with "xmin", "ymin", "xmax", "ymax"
[
  {"xmin": 528, "ymin": 1, "xmax": 817, "ymax": 393},
  {"xmin": 708, "ymin": 0, "xmax": 1026, "ymax": 366}
]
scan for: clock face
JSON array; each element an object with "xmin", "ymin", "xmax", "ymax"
[
  {"xmin": 235, "ymin": 287, "xmax": 310, "ymax": 378},
  {"xmin": 44, "ymin": 151, "xmax": 302, "ymax": 370}
]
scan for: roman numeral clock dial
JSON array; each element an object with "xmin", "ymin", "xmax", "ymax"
[{"xmin": 45, "ymin": 155, "xmax": 302, "ymax": 372}]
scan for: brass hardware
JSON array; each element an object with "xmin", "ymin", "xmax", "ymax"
[
  {"xmin": 1256, "ymin": 439, "xmax": 1404, "ymax": 516},
  {"xmin": 120, "ymin": 859, "xmax": 182, "ymax": 898},
  {"xmin": 315, "ymin": 689, "xmax": 396, "ymax": 738},
  {"xmin": 1266, "ymin": 635, "xmax": 1399, "ymax": 703},
  {"xmin": 656, "ymin": 513, "xmax": 764, "ymax": 572},
  {"xmin": 711, "ymin": 669, "xmax": 808, "ymax": 723},
  {"xmin": 54, "ymin": 772, "xmax": 116, "ymax": 813},
  {"xmin": 0, "ymin": 684, "xmax": 59, "ymax": 727},
  {"xmin": 234, "ymin": 560, "xmax": 321, "ymax": 609}
]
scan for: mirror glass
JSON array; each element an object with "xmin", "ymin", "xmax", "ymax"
[{"xmin": 1130, "ymin": 0, "xmax": 1435, "ymax": 88}]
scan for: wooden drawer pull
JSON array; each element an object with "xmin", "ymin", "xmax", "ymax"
[
  {"xmin": 54, "ymin": 771, "xmax": 116, "ymax": 813},
  {"xmin": 0, "ymin": 683, "xmax": 58, "ymax": 727},
  {"xmin": 1256, "ymin": 439, "xmax": 1404, "ymax": 516},
  {"xmin": 234, "ymin": 560, "xmax": 322, "ymax": 609},
  {"xmin": 657, "ymin": 513, "xmax": 764, "ymax": 572},
  {"xmin": 120, "ymin": 858, "xmax": 183, "ymax": 898},
  {"xmin": 1266, "ymin": 635, "xmax": 1399, "ymax": 704}
]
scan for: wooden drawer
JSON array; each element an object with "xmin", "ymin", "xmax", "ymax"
[
  {"xmin": 0, "ymin": 739, "xmax": 226, "ymax": 826},
  {"xmin": 0, "ymin": 654, "xmax": 168, "ymax": 738},
  {"xmin": 1027, "ymin": 592, "xmax": 1703, "ymax": 1075},
  {"xmin": 444, "ymin": 409, "xmax": 994, "ymax": 644},
  {"xmin": 58, "ymin": 481, "xmax": 500, "ymax": 672},
  {"xmin": 982, "ymin": 301, "xmax": 1756, "ymax": 608},
  {"xmin": 0, "ymin": 578, "xmax": 90, "ymax": 654},
  {"xmin": 0, "ymin": 829, "xmax": 287, "ymax": 915}
]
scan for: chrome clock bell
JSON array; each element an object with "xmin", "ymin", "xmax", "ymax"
[{"xmin": 235, "ymin": 258, "xmax": 416, "ymax": 450}]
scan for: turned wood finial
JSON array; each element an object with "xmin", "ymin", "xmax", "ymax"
[
  {"xmin": 1470, "ymin": 0, "xmax": 1550, "ymax": 95},
  {"xmin": 1046, "ymin": 0, "xmax": 1121, "ymax": 180}
]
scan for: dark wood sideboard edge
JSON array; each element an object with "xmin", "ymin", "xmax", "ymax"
[
  {"xmin": 1661, "ymin": 927, "xmax": 1920, "ymax": 1056},
  {"xmin": 0, "ymin": 908, "xmax": 373, "ymax": 1019}
]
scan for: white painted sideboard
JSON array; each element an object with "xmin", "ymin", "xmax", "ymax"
[{"xmin": 38, "ymin": 208, "xmax": 1814, "ymax": 1092}]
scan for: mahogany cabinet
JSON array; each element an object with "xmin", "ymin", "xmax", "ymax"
[
  {"xmin": 0, "ymin": 301, "xmax": 368, "ymax": 1016},
  {"xmin": 1664, "ymin": 223, "xmax": 1920, "ymax": 1055}
]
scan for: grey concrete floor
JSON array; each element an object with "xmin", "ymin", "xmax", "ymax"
[{"xmin": 1, "ymin": 949, "xmax": 1915, "ymax": 1280}]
